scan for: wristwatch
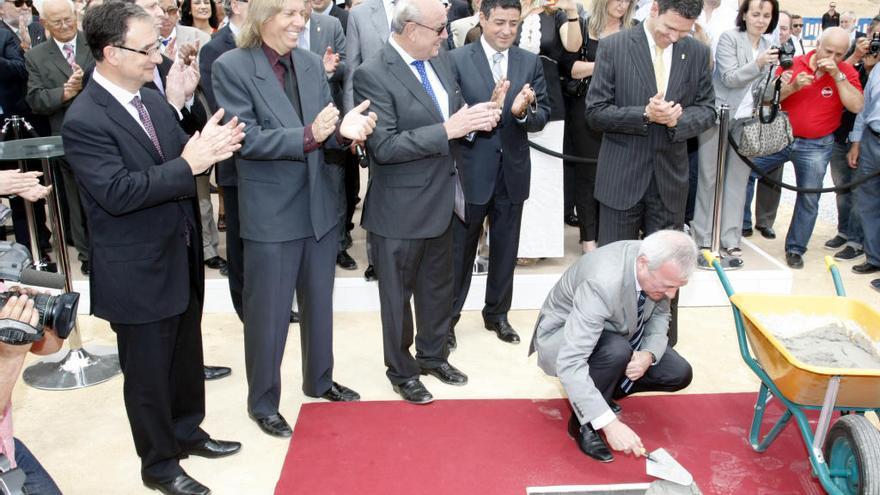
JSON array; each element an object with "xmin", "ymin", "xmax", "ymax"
[{"xmin": 836, "ymin": 72, "xmax": 847, "ymax": 82}]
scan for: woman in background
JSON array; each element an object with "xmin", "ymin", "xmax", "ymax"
[
  {"xmin": 560, "ymin": 0, "xmax": 634, "ymax": 253},
  {"xmin": 180, "ymin": 0, "xmax": 219, "ymax": 35}
]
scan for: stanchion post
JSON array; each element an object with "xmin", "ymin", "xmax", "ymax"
[
  {"xmin": 3, "ymin": 117, "xmax": 43, "ymax": 269},
  {"xmin": 699, "ymin": 105, "xmax": 743, "ymax": 270}
]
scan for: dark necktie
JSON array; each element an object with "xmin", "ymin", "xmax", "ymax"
[
  {"xmin": 130, "ymin": 96, "xmax": 165, "ymax": 160},
  {"xmin": 278, "ymin": 55, "xmax": 303, "ymax": 120},
  {"xmin": 620, "ymin": 291, "xmax": 648, "ymax": 394},
  {"xmin": 411, "ymin": 60, "xmax": 442, "ymax": 116}
]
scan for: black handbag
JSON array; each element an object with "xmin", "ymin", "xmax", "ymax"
[
  {"xmin": 562, "ymin": 17, "xmax": 590, "ymax": 98},
  {"xmin": 729, "ymin": 66, "xmax": 794, "ymax": 157}
]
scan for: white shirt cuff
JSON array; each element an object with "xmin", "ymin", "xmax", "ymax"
[{"xmin": 591, "ymin": 409, "xmax": 617, "ymax": 430}]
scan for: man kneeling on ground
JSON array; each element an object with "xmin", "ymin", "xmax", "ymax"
[{"xmin": 530, "ymin": 230, "xmax": 697, "ymax": 462}]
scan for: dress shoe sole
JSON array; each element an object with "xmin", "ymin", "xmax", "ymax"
[
  {"xmin": 420, "ymin": 369, "xmax": 468, "ymax": 386},
  {"xmin": 181, "ymin": 446, "xmax": 242, "ymax": 459},
  {"xmin": 143, "ymin": 480, "xmax": 211, "ymax": 495},
  {"xmin": 393, "ymin": 387, "xmax": 434, "ymax": 405}
]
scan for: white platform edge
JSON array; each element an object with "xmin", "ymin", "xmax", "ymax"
[{"xmin": 71, "ymin": 238, "xmax": 792, "ymax": 314}]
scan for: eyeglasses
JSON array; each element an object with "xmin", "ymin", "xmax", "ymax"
[
  {"xmin": 46, "ymin": 17, "xmax": 75, "ymax": 28},
  {"xmin": 115, "ymin": 42, "xmax": 163, "ymax": 57},
  {"xmin": 162, "ymin": 6, "xmax": 178, "ymax": 14},
  {"xmin": 6, "ymin": 0, "xmax": 33, "ymax": 7},
  {"xmin": 410, "ymin": 21, "xmax": 446, "ymax": 36},
  {"xmin": 792, "ymin": 23, "xmax": 803, "ymax": 27}
]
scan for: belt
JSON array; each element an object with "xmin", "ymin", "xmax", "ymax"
[{"xmin": 869, "ymin": 126, "xmax": 880, "ymax": 139}]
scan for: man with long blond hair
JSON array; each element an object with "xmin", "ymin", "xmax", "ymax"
[{"xmin": 212, "ymin": 0, "xmax": 376, "ymax": 438}]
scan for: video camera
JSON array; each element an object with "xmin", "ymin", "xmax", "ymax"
[
  {"xmin": 0, "ymin": 242, "xmax": 79, "ymax": 345},
  {"xmin": 773, "ymin": 43, "xmax": 796, "ymax": 69}
]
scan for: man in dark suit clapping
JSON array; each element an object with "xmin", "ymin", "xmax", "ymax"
[
  {"xmin": 353, "ymin": 0, "xmax": 500, "ymax": 404},
  {"xmin": 62, "ymin": 3, "xmax": 245, "ymax": 493},
  {"xmin": 448, "ymin": 0, "xmax": 550, "ymax": 349}
]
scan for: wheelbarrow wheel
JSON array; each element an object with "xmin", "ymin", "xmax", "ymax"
[{"xmin": 823, "ymin": 415, "xmax": 880, "ymax": 495}]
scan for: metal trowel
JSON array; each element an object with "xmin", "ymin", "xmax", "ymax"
[{"xmin": 644, "ymin": 448, "xmax": 693, "ymax": 486}]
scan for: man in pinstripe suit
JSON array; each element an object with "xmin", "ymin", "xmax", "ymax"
[{"xmin": 585, "ymin": 0, "xmax": 715, "ymax": 244}]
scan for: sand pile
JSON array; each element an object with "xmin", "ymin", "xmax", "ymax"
[{"xmin": 754, "ymin": 313, "xmax": 880, "ymax": 369}]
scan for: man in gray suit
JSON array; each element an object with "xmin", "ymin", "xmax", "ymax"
[
  {"xmin": 24, "ymin": 0, "xmax": 94, "ymax": 275},
  {"xmin": 212, "ymin": 0, "xmax": 377, "ymax": 437},
  {"xmin": 585, "ymin": 0, "xmax": 715, "ymax": 244},
  {"xmin": 353, "ymin": 0, "xmax": 500, "ymax": 404},
  {"xmin": 531, "ymin": 230, "xmax": 696, "ymax": 462}
]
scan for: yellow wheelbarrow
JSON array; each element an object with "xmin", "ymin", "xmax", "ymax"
[{"xmin": 705, "ymin": 251, "xmax": 880, "ymax": 495}]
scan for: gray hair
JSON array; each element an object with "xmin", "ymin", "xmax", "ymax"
[
  {"xmin": 841, "ymin": 10, "xmax": 857, "ymax": 23},
  {"xmin": 637, "ymin": 230, "xmax": 698, "ymax": 279},
  {"xmin": 222, "ymin": 0, "xmax": 233, "ymax": 17},
  {"xmin": 391, "ymin": 0, "xmax": 420, "ymax": 34}
]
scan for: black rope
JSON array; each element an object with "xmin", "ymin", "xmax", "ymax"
[
  {"xmin": 727, "ymin": 131, "xmax": 880, "ymax": 193},
  {"xmin": 527, "ymin": 140, "xmax": 597, "ymax": 164}
]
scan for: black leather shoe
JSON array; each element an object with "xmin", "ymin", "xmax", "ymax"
[
  {"xmin": 567, "ymin": 414, "xmax": 613, "ymax": 462},
  {"xmin": 336, "ymin": 250, "xmax": 357, "ymax": 270},
  {"xmin": 871, "ymin": 278, "xmax": 880, "ymax": 293},
  {"xmin": 564, "ymin": 214, "xmax": 579, "ymax": 227},
  {"xmin": 80, "ymin": 261, "xmax": 90, "ymax": 275},
  {"xmin": 203, "ymin": 366, "xmax": 231, "ymax": 381},
  {"xmin": 392, "ymin": 379, "xmax": 434, "ymax": 404},
  {"xmin": 853, "ymin": 262, "xmax": 880, "ymax": 274},
  {"xmin": 421, "ymin": 362, "xmax": 468, "ymax": 386},
  {"xmin": 835, "ymin": 246, "xmax": 864, "ymax": 261},
  {"xmin": 249, "ymin": 412, "xmax": 292, "ymax": 438},
  {"xmin": 219, "ymin": 265, "xmax": 229, "ymax": 277},
  {"xmin": 608, "ymin": 400, "xmax": 621, "ymax": 414},
  {"xmin": 290, "ymin": 311, "xmax": 300, "ymax": 323},
  {"xmin": 785, "ymin": 252, "xmax": 804, "ymax": 269},
  {"xmin": 825, "ymin": 235, "xmax": 847, "ymax": 250},
  {"xmin": 484, "ymin": 320, "xmax": 520, "ymax": 344},
  {"xmin": 757, "ymin": 226, "xmax": 776, "ymax": 239},
  {"xmin": 741, "ymin": 228, "xmax": 753, "ymax": 238},
  {"xmin": 204, "ymin": 256, "xmax": 228, "ymax": 270},
  {"xmin": 320, "ymin": 382, "xmax": 361, "ymax": 401},
  {"xmin": 364, "ymin": 264, "xmax": 377, "ymax": 282},
  {"xmin": 183, "ymin": 438, "xmax": 242, "ymax": 459},
  {"xmin": 143, "ymin": 473, "xmax": 210, "ymax": 495}
]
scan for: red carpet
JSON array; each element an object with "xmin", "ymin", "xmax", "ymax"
[{"xmin": 275, "ymin": 393, "xmax": 826, "ymax": 494}]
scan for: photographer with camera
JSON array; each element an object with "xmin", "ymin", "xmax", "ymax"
[
  {"xmin": 0, "ymin": 292, "xmax": 63, "ymax": 495},
  {"xmin": 748, "ymin": 27, "xmax": 863, "ymax": 270}
]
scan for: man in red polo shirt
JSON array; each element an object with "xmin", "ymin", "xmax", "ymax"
[{"xmin": 750, "ymin": 26, "xmax": 864, "ymax": 269}]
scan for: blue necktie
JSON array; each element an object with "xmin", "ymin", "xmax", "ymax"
[
  {"xmin": 411, "ymin": 60, "xmax": 442, "ymax": 116},
  {"xmin": 620, "ymin": 291, "xmax": 647, "ymax": 394}
]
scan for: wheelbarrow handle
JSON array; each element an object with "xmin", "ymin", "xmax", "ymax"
[{"xmin": 824, "ymin": 255, "xmax": 847, "ymax": 297}]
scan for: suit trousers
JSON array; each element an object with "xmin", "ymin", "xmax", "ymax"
[
  {"xmin": 587, "ymin": 331, "xmax": 692, "ymax": 403},
  {"xmin": 452, "ymin": 181, "xmax": 524, "ymax": 323},
  {"xmin": 57, "ymin": 159, "xmax": 89, "ymax": 261},
  {"xmin": 743, "ymin": 167, "xmax": 783, "ymax": 230},
  {"xmin": 371, "ymin": 219, "xmax": 453, "ymax": 385},
  {"xmin": 242, "ymin": 231, "xmax": 337, "ymax": 417},
  {"xmin": 597, "ymin": 179, "xmax": 682, "ymax": 346},
  {"xmin": 692, "ymin": 124, "xmax": 752, "ymax": 249},
  {"xmin": 195, "ymin": 175, "xmax": 219, "ymax": 259},
  {"xmin": 110, "ymin": 268, "xmax": 208, "ymax": 482},
  {"xmin": 223, "ymin": 185, "xmax": 244, "ymax": 321}
]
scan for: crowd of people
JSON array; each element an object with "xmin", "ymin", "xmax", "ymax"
[{"xmin": 1, "ymin": 0, "xmax": 879, "ymax": 492}]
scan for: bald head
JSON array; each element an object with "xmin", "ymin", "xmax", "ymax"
[
  {"xmin": 391, "ymin": 0, "xmax": 448, "ymax": 60},
  {"xmin": 42, "ymin": 0, "xmax": 78, "ymax": 42},
  {"xmin": 817, "ymin": 26, "xmax": 851, "ymax": 62}
]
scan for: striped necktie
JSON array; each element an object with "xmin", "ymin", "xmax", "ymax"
[
  {"xmin": 620, "ymin": 291, "xmax": 648, "ymax": 394},
  {"xmin": 130, "ymin": 96, "xmax": 165, "ymax": 160}
]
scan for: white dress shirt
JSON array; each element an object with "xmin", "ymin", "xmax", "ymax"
[
  {"xmin": 92, "ymin": 68, "xmax": 150, "ymax": 135},
  {"xmin": 53, "ymin": 34, "xmax": 77, "ymax": 59},
  {"xmin": 389, "ymin": 36, "xmax": 449, "ymax": 121},
  {"xmin": 480, "ymin": 35, "xmax": 508, "ymax": 80}
]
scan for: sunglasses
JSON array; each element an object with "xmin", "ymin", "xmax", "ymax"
[
  {"xmin": 792, "ymin": 23, "xmax": 803, "ymax": 27},
  {"xmin": 7, "ymin": 0, "xmax": 34, "ymax": 7}
]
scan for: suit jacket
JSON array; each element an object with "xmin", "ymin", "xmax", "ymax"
[
  {"xmin": 449, "ymin": 42, "xmax": 550, "ymax": 205},
  {"xmin": 327, "ymin": 4, "xmax": 349, "ymax": 34},
  {"xmin": 532, "ymin": 241, "xmax": 669, "ymax": 424},
  {"xmin": 61, "ymin": 81, "xmax": 201, "ymax": 324},
  {"xmin": 585, "ymin": 26, "xmax": 715, "ymax": 214},
  {"xmin": 450, "ymin": 14, "xmax": 478, "ymax": 48},
  {"xmin": 199, "ymin": 25, "xmax": 237, "ymax": 187},
  {"xmin": 712, "ymin": 29, "xmax": 771, "ymax": 111},
  {"xmin": 343, "ymin": 0, "xmax": 389, "ymax": 111},
  {"xmin": 212, "ymin": 46, "xmax": 340, "ymax": 242},
  {"xmin": 24, "ymin": 33, "xmax": 95, "ymax": 134},
  {"xmin": 0, "ymin": 20, "xmax": 46, "ymax": 49},
  {"xmin": 0, "ymin": 29, "xmax": 27, "ymax": 117},
  {"xmin": 447, "ymin": 0, "xmax": 472, "ymax": 22},
  {"xmin": 353, "ymin": 43, "xmax": 463, "ymax": 239},
  {"xmin": 308, "ymin": 13, "xmax": 346, "ymax": 109}
]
